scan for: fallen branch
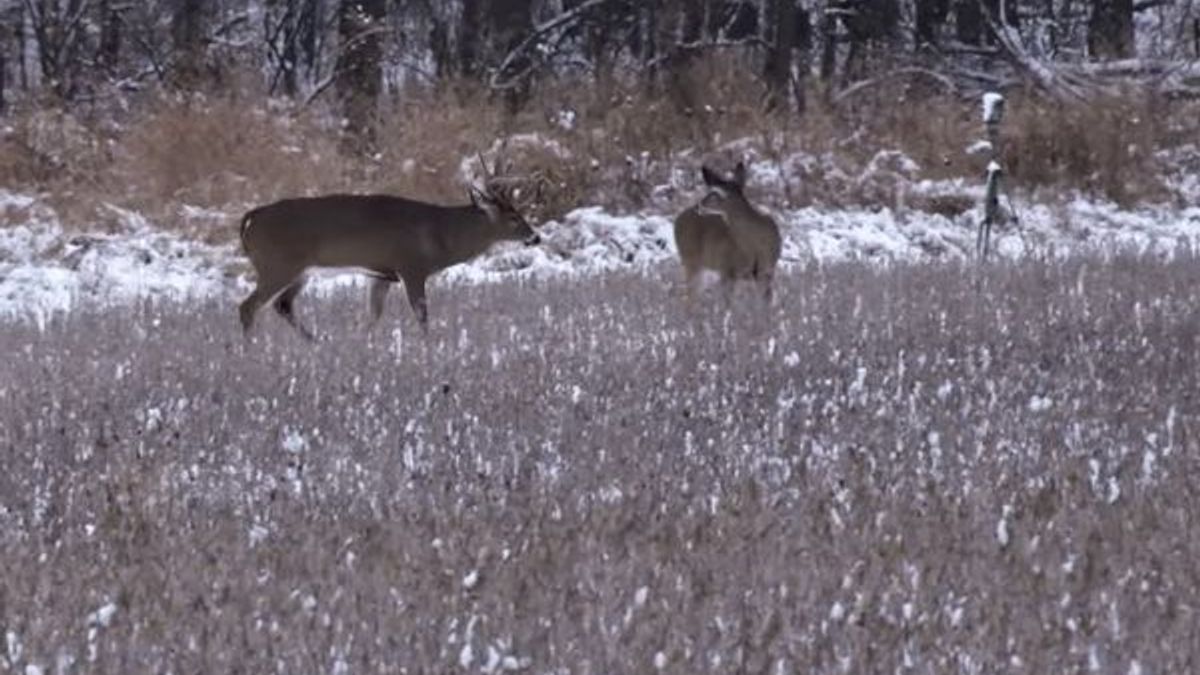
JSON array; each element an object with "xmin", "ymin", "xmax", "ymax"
[
  {"xmin": 1133, "ymin": 0, "xmax": 1174, "ymax": 11},
  {"xmin": 983, "ymin": 7, "xmax": 1097, "ymax": 102},
  {"xmin": 645, "ymin": 37, "xmax": 767, "ymax": 70},
  {"xmin": 832, "ymin": 67, "xmax": 960, "ymax": 104}
]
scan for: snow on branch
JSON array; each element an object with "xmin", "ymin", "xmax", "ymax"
[
  {"xmin": 984, "ymin": 11, "xmax": 1097, "ymax": 102},
  {"xmin": 979, "ymin": 5, "xmax": 1200, "ymax": 100},
  {"xmin": 489, "ymin": 0, "xmax": 617, "ymax": 91}
]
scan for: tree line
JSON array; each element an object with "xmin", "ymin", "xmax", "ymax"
[{"xmin": 1, "ymin": 1, "xmax": 1196, "ymax": 138}]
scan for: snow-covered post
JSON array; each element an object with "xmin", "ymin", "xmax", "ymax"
[{"xmin": 978, "ymin": 92, "xmax": 1005, "ymax": 261}]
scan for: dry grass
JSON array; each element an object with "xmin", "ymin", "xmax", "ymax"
[
  {"xmin": 831, "ymin": 81, "xmax": 1200, "ymax": 210},
  {"xmin": 113, "ymin": 97, "xmax": 350, "ymax": 215},
  {"xmin": 1001, "ymin": 88, "xmax": 1188, "ymax": 206},
  {"xmin": 1, "ymin": 255, "xmax": 1199, "ymax": 672},
  {"xmin": 0, "ymin": 60, "xmax": 1197, "ymax": 243}
]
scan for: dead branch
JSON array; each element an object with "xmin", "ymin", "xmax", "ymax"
[
  {"xmin": 983, "ymin": 7, "xmax": 1098, "ymax": 101},
  {"xmin": 302, "ymin": 25, "xmax": 390, "ymax": 106},
  {"xmin": 645, "ymin": 37, "xmax": 768, "ymax": 70},
  {"xmin": 832, "ymin": 67, "xmax": 961, "ymax": 104},
  {"xmin": 488, "ymin": 0, "xmax": 617, "ymax": 90}
]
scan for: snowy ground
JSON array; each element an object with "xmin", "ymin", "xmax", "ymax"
[
  {"xmin": 2, "ymin": 184, "xmax": 1200, "ymax": 322},
  {"xmin": 4, "ymin": 262, "xmax": 1197, "ymax": 672}
]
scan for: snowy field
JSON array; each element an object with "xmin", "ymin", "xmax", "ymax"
[
  {"xmin": 3, "ymin": 179, "xmax": 1200, "ymax": 322},
  {"xmin": 3, "ymin": 156, "xmax": 1200, "ymax": 671},
  {"xmin": 2, "ymin": 260, "xmax": 1197, "ymax": 672}
]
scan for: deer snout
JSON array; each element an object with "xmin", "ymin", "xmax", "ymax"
[{"xmin": 525, "ymin": 233, "xmax": 542, "ymax": 246}]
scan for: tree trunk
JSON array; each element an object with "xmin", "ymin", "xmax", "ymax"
[
  {"xmin": 637, "ymin": 0, "xmax": 657, "ymax": 67},
  {"xmin": 300, "ymin": 0, "xmax": 322, "ymax": 78},
  {"xmin": 763, "ymin": 0, "xmax": 798, "ymax": 112},
  {"xmin": 916, "ymin": 0, "xmax": 948, "ymax": 50},
  {"xmin": 429, "ymin": 11, "xmax": 452, "ymax": 78},
  {"xmin": 15, "ymin": 2, "xmax": 26, "ymax": 91},
  {"xmin": 281, "ymin": 0, "xmax": 301, "ymax": 96},
  {"xmin": 955, "ymin": 0, "xmax": 983, "ymax": 45},
  {"xmin": 97, "ymin": 0, "xmax": 121, "ymax": 72},
  {"xmin": 28, "ymin": 0, "xmax": 90, "ymax": 101},
  {"xmin": 711, "ymin": 0, "xmax": 758, "ymax": 39},
  {"xmin": 486, "ymin": 0, "xmax": 534, "ymax": 110},
  {"xmin": 680, "ymin": 0, "xmax": 705, "ymax": 43},
  {"xmin": 817, "ymin": 9, "xmax": 835, "ymax": 84},
  {"xmin": 662, "ymin": 0, "xmax": 703, "ymax": 114},
  {"xmin": 792, "ymin": 3, "xmax": 811, "ymax": 114},
  {"xmin": 337, "ymin": 0, "xmax": 386, "ymax": 154},
  {"xmin": 1, "ymin": 31, "xmax": 6, "ymax": 113},
  {"xmin": 171, "ymin": 0, "xmax": 209, "ymax": 87},
  {"xmin": 1087, "ymin": 0, "xmax": 1134, "ymax": 59},
  {"xmin": 458, "ymin": 0, "xmax": 484, "ymax": 77}
]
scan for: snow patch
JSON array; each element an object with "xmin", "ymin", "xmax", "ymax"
[
  {"xmin": 982, "ymin": 92, "xmax": 1006, "ymax": 123},
  {"xmin": 463, "ymin": 569, "xmax": 480, "ymax": 590},
  {"xmin": 0, "ymin": 199, "xmax": 231, "ymax": 321},
  {"xmin": 3, "ymin": 182, "xmax": 1200, "ymax": 321}
]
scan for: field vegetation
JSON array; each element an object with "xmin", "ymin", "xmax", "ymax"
[{"xmin": 2, "ymin": 256, "xmax": 1197, "ymax": 672}]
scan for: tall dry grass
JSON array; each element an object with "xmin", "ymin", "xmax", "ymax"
[
  {"xmin": 1, "ymin": 58, "xmax": 1196, "ymax": 243},
  {"xmin": 1, "ymin": 255, "xmax": 1199, "ymax": 672}
]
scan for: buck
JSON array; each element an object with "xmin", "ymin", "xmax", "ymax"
[
  {"xmin": 674, "ymin": 161, "xmax": 782, "ymax": 303},
  {"xmin": 238, "ymin": 166, "xmax": 540, "ymax": 340}
]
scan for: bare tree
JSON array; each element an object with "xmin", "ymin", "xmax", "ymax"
[
  {"xmin": 955, "ymin": 0, "xmax": 985, "ymax": 45},
  {"xmin": 916, "ymin": 0, "xmax": 949, "ymax": 50},
  {"xmin": 265, "ymin": 0, "xmax": 324, "ymax": 96},
  {"xmin": 14, "ymin": 1, "xmax": 27, "ymax": 91},
  {"xmin": 23, "ymin": 0, "xmax": 93, "ymax": 101},
  {"xmin": 1087, "ymin": 0, "xmax": 1134, "ymax": 58},
  {"xmin": 171, "ymin": 0, "xmax": 209, "ymax": 86},
  {"xmin": 763, "ymin": 0, "xmax": 799, "ymax": 111},
  {"xmin": 458, "ymin": 0, "xmax": 484, "ymax": 77},
  {"xmin": 486, "ymin": 0, "xmax": 533, "ymax": 109},
  {"xmin": 0, "ymin": 18, "xmax": 6, "ymax": 111},
  {"xmin": 844, "ymin": 0, "xmax": 900, "ymax": 80},
  {"xmin": 658, "ymin": 0, "xmax": 704, "ymax": 111},
  {"xmin": 98, "ymin": 1, "xmax": 120, "ymax": 72},
  {"xmin": 336, "ymin": 0, "xmax": 386, "ymax": 153},
  {"xmin": 419, "ymin": 0, "xmax": 454, "ymax": 78},
  {"xmin": 0, "ymin": 0, "xmax": 13, "ymax": 110}
]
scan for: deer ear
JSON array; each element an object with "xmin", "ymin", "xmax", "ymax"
[
  {"xmin": 733, "ymin": 161, "xmax": 747, "ymax": 188},
  {"xmin": 697, "ymin": 191, "xmax": 729, "ymax": 221}
]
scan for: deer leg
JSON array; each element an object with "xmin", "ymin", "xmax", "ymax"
[
  {"xmin": 272, "ymin": 279, "xmax": 316, "ymax": 342},
  {"xmin": 759, "ymin": 271, "xmax": 775, "ymax": 307},
  {"xmin": 680, "ymin": 264, "xmax": 702, "ymax": 307},
  {"xmin": 239, "ymin": 273, "xmax": 296, "ymax": 338},
  {"xmin": 402, "ymin": 274, "xmax": 429, "ymax": 331},
  {"xmin": 719, "ymin": 269, "xmax": 737, "ymax": 305},
  {"xmin": 369, "ymin": 277, "xmax": 392, "ymax": 324},
  {"xmin": 239, "ymin": 291, "xmax": 264, "ymax": 337}
]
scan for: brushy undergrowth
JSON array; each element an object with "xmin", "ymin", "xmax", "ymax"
[
  {"xmin": 2, "ymin": 58, "xmax": 1196, "ymax": 244},
  {"xmin": 2, "ymin": 256, "xmax": 1199, "ymax": 672}
]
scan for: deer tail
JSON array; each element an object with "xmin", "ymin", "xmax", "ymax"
[{"xmin": 239, "ymin": 211, "xmax": 255, "ymax": 254}]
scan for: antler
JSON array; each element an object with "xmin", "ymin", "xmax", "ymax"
[
  {"xmin": 477, "ymin": 153, "xmax": 495, "ymax": 183},
  {"xmin": 479, "ymin": 149, "xmax": 524, "ymax": 205},
  {"xmin": 475, "ymin": 141, "xmax": 541, "ymax": 210}
]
